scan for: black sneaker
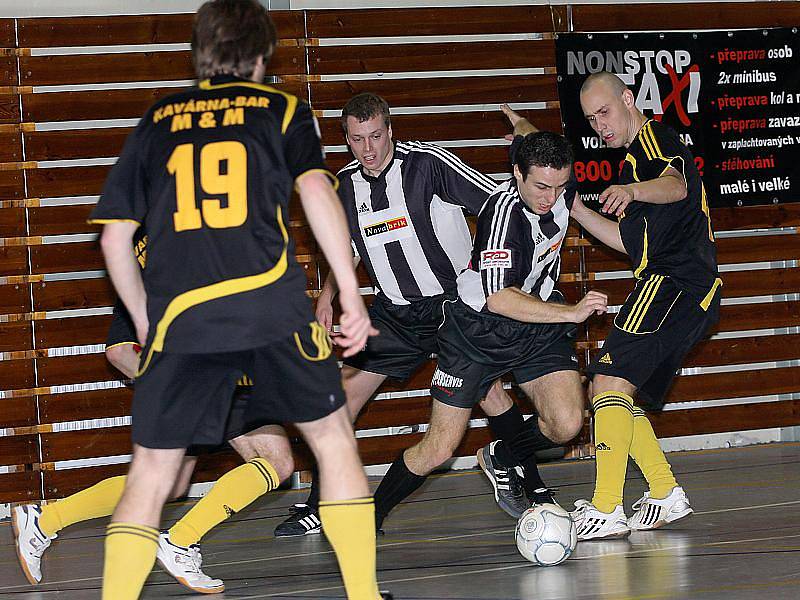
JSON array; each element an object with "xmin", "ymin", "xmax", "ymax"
[
  {"xmin": 380, "ymin": 592, "xmax": 394, "ymax": 599},
  {"xmin": 476, "ymin": 441, "xmax": 528, "ymax": 519},
  {"xmin": 529, "ymin": 487, "xmax": 558, "ymax": 508},
  {"xmin": 274, "ymin": 504, "xmax": 322, "ymax": 537}
]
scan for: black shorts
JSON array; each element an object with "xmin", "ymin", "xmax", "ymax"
[
  {"xmin": 431, "ymin": 298, "xmax": 579, "ymax": 409},
  {"xmin": 132, "ymin": 322, "xmax": 345, "ymax": 449},
  {"xmin": 105, "ymin": 302, "xmax": 139, "ymax": 351},
  {"xmin": 184, "ymin": 386, "xmax": 281, "ymax": 456},
  {"xmin": 343, "ymin": 293, "xmax": 450, "ymax": 380},
  {"xmin": 585, "ymin": 274, "xmax": 721, "ymax": 411}
]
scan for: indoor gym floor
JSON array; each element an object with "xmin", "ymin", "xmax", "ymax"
[{"xmin": 1, "ymin": 442, "xmax": 799, "ymax": 600}]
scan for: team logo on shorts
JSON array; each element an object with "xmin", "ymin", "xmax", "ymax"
[
  {"xmin": 479, "ymin": 249, "xmax": 512, "ymax": 269},
  {"xmin": 431, "ymin": 367, "xmax": 464, "ymax": 396}
]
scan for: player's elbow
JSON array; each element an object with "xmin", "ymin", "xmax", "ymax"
[{"xmin": 486, "ymin": 289, "xmax": 512, "ymax": 316}]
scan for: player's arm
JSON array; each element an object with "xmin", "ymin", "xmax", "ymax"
[
  {"xmin": 501, "ymin": 103, "xmax": 538, "ymax": 138},
  {"xmin": 570, "ymin": 192, "xmax": 627, "ymax": 254},
  {"xmin": 106, "ymin": 344, "xmax": 139, "ymax": 379},
  {"xmin": 297, "ymin": 172, "xmax": 376, "ymax": 356},
  {"xmin": 316, "ymin": 254, "xmax": 360, "ymax": 332},
  {"xmin": 598, "ymin": 167, "xmax": 686, "ymax": 216},
  {"xmin": 487, "ymin": 287, "xmax": 607, "ymax": 324},
  {"xmin": 99, "ymin": 222, "xmax": 148, "ymax": 345}
]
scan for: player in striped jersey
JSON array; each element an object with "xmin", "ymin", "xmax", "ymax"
[
  {"xmin": 371, "ymin": 107, "xmax": 609, "ymax": 531},
  {"xmin": 569, "ymin": 72, "xmax": 720, "ymax": 540}
]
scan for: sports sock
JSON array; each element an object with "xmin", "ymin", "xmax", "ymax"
[
  {"xmin": 630, "ymin": 407, "xmax": 677, "ymax": 500},
  {"xmin": 102, "ymin": 522, "xmax": 158, "ymax": 600},
  {"xmin": 39, "ymin": 475, "xmax": 126, "ymax": 538},
  {"xmin": 169, "ymin": 458, "xmax": 278, "ymax": 547},
  {"xmin": 373, "ymin": 455, "xmax": 427, "ymax": 530},
  {"xmin": 305, "ymin": 465, "xmax": 320, "ymax": 510},
  {"xmin": 486, "ymin": 403, "xmax": 526, "ymax": 443},
  {"xmin": 590, "ymin": 391, "xmax": 635, "ymax": 513},
  {"xmin": 319, "ymin": 497, "xmax": 380, "ymax": 600}
]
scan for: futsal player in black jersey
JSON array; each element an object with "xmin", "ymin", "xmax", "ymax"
[
  {"xmin": 568, "ymin": 72, "xmax": 722, "ymax": 540},
  {"xmin": 12, "ymin": 228, "xmax": 299, "ymax": 594},
  {"xmin": 85, "ymin": 2, "xmax": 387, "ymax": 599},
  {"xmin": 370, "ymin": 107, "xmax": 610, "ymax": 531}
]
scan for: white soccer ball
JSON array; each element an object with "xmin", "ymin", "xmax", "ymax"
[{"xmin": 515, "ymin": 503, "xmax": 577, "ymax": 566}]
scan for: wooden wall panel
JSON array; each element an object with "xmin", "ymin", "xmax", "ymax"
[
  {"xmin": 307, "ymin": 6, "xmax": 557, "ymax": 37},
  {"xmin": 0, "ymin": 169, "xmax": 25, "ymax": 199},
  {"xmin": 35, "ymin": 315, "xmax": 113, "ymax": 348},
  {"xmin": 30, "ymin": 241, "xmax": 104, "ymax": 274},
  {"xmin": 319, "ymin": 109, "xmax": 563, "ymax": 146},
  {"xmin": 0, "ymin": 56, "xmax": 17, "ymax": 86},
  {"xmin": 0, "ymin": 246, "xmax": 29, "ymax": 276},
  {"xmin": 39, "ymin": 387, "xmax": 132, "ymax": 423},
  {"xmin": 41, "ymin": 426, "xmax": 130, "ymax": 462},
  {"xmin": 37, "ymin": 353, "xmax": 121, "ymax": 387},
  {"xmin": 0, "ymin": 207, "xmax": 27, "ymax": 237},
  {"xmin": 0, "ymin": 396, "xmax": 37, "ymax": 428},
  {"xmin": 666, "ymin": 367, "xmax": 800, "ymax": 405},
  {"xmin": 0, "ymin": 18, "xmax": 15, "ymax": 46},
  {"xmin": 28, "ymin": 205, "xmax": 100, "ymax": 237},
  {"xmin": 652, "ymin": 400, "xmax": 800, "ymax": 439},
  {"xmin": 572, "ymin": 2, "xmax": 800, "ymax": 32},
  {"xmin": 0, "ymin": 472, "xmax": 41, "ymax": 503},
  {"xmin": 310, "ymin": 75, "xmax": 559, "ymax": 111},
  {"xmin": 0, "ymin": 92, "xmax": 20, "ymax": 124},
  {"xmin": 32, "ymin": 278, "xmax": 115, "ymax": 312},
  {"xmin": 0, "ymin": 282, "xmax": 31, "ymax": 314},
  {"xmin": 0, "ymin": 131, "xmax": 23, "ymax": 162},
  {"xmin": 17, "ymin": 12, "xmax": 304, "ymax": 47},
  {"xmin": 0, "ymin": 359, "xmax": 34, "ymax": 390},
  {"xmin": 712, "ymin": 203, "xmax": 800, "ymax": 230},
  {"xmin": 19, "ymin": 48, "xmax": 305, "ymax": 87},
  {"xmin": 25, "ymin": 127, "xmax": 130, "ymax": 162},
  {"xmin": 683, "ymin": 334, "xmax": 800, "ymax": 369},
  {"xmin": 26, "ymin": 165, "xmax": 111, "ymax": 198},
  {"xmin": 0, "ymin": 321, "xmax": 33, "ymax": 352},
  {"xmin": 309, "ymin": 41, "xmax": 556, "ymax": 75},
  {"xmin": 0, "ymin": 434, "xmax": 39, "ymax": 466},
  {"xmin": 43, "ymin": 463, "xmax": 126, "ymax": 499}
]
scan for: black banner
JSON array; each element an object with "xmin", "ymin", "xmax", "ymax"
[{"xmin": 555, "ymin": 28, "xmax": 800, "ymax": 208}]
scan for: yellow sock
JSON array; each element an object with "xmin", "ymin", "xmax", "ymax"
[
  {"xmin": 630, "ymin": 408, "xmax": 677, "ymax": 499},
  {"xmin": 591, "ymin": 391, "xmax": 635, "ymax": 513},
  {"xmin": 169, "ymin": 458, "xmax": 278, "ymax": 548},
  {"xmin": 102, "ymin": 522, "xmax": 158, "ymax": 600},
  {"xmin": 319, "ymin": 497, "xmax": 380, "ymax": 600},
  {"xmin": 39, "ymin": 476, "xmax": 126, "ymax": 538}
]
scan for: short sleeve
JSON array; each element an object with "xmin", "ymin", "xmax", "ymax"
[
  {"xmin": 424, "ymin": 142, "xmax": 495, "ymax": 215},
  {"xmin": 89, "ymin": 124, "xmax": 149, "ymax": 225},
  {"xmin": 105, "ymin": 300, "xmax": 139, "ymax": 349},
  {"xmin": 638, "ymin": 123, "xmax": 687, "ymax": 184},
  {"xmin": 474, "ymin": 201, "xmax": 524, "ymax": 299},
  {"xmin": 284, "ymin": 101, "xmax": 337, "ymax": 188}
]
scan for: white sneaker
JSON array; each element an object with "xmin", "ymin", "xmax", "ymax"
[
  {"xmin": 570, "ymin": 499, "xmax": 631, "ymax": 540},
  {"xmin": 156, "ymin": 532, "xmax": 224, "ymax": 594},
  {"xmin": 12, "ymin": 504, "xmax": 56, "ymax": 584},
  {"xmin": 628, "ymin": 486, "xmax": 693, "ymax": 530}
]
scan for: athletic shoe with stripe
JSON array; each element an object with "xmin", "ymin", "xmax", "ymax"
[
  {"xmin": 628, "ymin": 486, "xmax": 693, "ymax": 530},
  {"xmin": 274, "ymin": 504, "xmax": 322, "ymax": 537},
  {"xmin": 476, "ymin": 441, "xmax": 529, "ymax": 519},
  {"xmin": 12, "ymin": 504, "xmax": 56, "ymax": 584},
  {"xmin": 156, "ymin": 531, "xmax": 224, "ymax": 594},
  {"xmin": 570, "ymin": 499, "xmax": 630, "ymax": 540}
]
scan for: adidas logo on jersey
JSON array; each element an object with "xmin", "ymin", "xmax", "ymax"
[
  {"xmin": 223, "ymin": 505, "xmax": 236, "ymax": 518},
  {"xmin": 599, "ymin": 353, "xmax": 613, "ymax": 365},
  {"xmin": 534, "ymin": 232, "xmax": 546, "ymax": 245},
  {"xmin": 595, "ymin": 442, "xmax": 612, "ymax": 451},
  {"xmin": 358, "ymin": 202, "xmax": 370, "ymax": 214}
]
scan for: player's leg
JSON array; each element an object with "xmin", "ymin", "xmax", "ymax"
[
  {"xmin": 275, "ymin": 365, "xmax": 386, "ymax": 538},
  {"xmin": 374, "ymin": 399, "xmax": 473, "ymax": 530}
]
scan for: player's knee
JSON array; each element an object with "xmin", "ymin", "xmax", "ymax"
[
  {"xmin": 547, "ymin": 408, "xmax": 584, "ymax": 444},
  {"xmin": 262, "ymin": 453, "xmax": 293, "ymax": 483}
]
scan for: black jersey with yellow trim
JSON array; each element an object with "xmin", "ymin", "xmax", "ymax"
[
  {"xmin": 618, "ymin": 120, "xmax": 719, "ymax": 303},
  {"xmin": 90, "ymin": 75, "xmax": 331, "ymax": 354}
]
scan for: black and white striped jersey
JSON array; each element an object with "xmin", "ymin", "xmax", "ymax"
[
  {"xmin": 338, "ymin": 141, "xmax": 496, "ymax": 305},
  {"xmin": 458, "ymin": 177, "xmax": 577, "ymax": 313}
]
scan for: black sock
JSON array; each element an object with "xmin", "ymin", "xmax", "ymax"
[
  {"xmin": 486, "ymin": 402, "xmax": 526, "ymax": 443},
  {"xmin": 508, "ymin": 423, "xmax": 560, "ymax": 463},
  {"xmin": 305, "ymin": 465, "xmax": 320, "ymax": 510},
  {"xmin": 373, "ymin": 455, "xmax": 427, "ymax": 530}
]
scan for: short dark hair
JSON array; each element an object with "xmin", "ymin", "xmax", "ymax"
[
  {"xmin": 514, "ymin": 132, "xmax": 573, "ymax": 180},
  {"xmin": 341, "ymin": 93, "xmax": 391, "ymax": 133},
  {"xmin": 192, "ymin": 0, "xmax": 277, "ymax": 80}
]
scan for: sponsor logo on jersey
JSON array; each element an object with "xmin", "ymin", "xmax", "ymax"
[
  {"xmin": 537, "ymin": 238, "xmax": 563, "ymax": 263},
  {"xmin": 534, "ymin": 232, "xmax": 546, "ymax": 245},
  {"xmin": 358, "ymin": 202, "xmax": 370, "ymax": 214},
  {"xmin": 363, "ymin": 216, "xmax": 409, "ymax": 237},
  {"xmin": 479, "ymin": 249, "xmax": 512, "ymax": 269},
  {"xmin": 599, "ymin": 353, "xmax": 613, "ymax": 365}
]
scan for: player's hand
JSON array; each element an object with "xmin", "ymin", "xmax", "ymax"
[
  {"xmin": 133, "ymin": 315, "xmax": 149, "ymax": 347},
  {"xmin": 501, "ymin": 103, "xmax": 524, "ymax": 127},
  {"xmin": 315, "ymin": 294, "xmax": 334, "ymax": 332},
  {"xmin": 599, "ymin": 184, "xmax": 635, "ymax": 216},
  {"xmin": 572, "ymin": 290, "xmax": 608, "ymax": 323},
  {"xmin": 337, "ymin": 290, "xmax": 379, "ymax": 358}
]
